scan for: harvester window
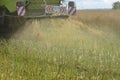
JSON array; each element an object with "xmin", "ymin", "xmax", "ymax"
[
  {"xmin": 25, "ymin": 0, "xmax": 30, "ymax": 6},
  {"xmin": 16, "ymin": 1, "xmax": 24, "ymax": 7},
  {"xmin": 68, "ymin": 1, "xmax": 75, "ymax": 7}
]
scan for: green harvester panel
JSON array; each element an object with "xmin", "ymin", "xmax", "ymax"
[
  {"xmin": 46, "ymin": 0, "xmax": 60, "ymax": 5},
  {"xmin": 0, "ymin": 0, "xmax": 61, "ymax": 13},
  {"xmin": 27, "ymin": 0, "xmax": 61, "ymax": 16},
  {"xmin": 27, "ymin": 0, "xmax": 45, "ymax": 16}
]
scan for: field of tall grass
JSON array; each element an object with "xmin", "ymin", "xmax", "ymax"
[{"xmin": 0, "ymin": 10, "xmax": 120, "ymax": 80}]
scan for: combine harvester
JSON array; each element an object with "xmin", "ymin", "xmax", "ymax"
[
  {"xmin": 0, "ymin": 0, "xmax": 76, "ymax": 37},
  {"xmin": 16, "ymin": 0, "xmax": 76, "ymax": 18},
  {"xmin": 0, "ymin": 0, "xmax": 76, "ymax": 23}
]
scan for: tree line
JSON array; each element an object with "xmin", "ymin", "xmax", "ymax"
[{"xmin": 113, "ymin": 1, "xmax": 120, "ymax": 9}]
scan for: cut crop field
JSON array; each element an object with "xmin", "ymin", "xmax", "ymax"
[{"xmin": 0, "ymin": 10, "xmax": 120, "ymax": 80}]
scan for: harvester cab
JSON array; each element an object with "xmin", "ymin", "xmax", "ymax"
[{"xmin": 16, "ymin": 0, "xmax": 76, "ymax": 18}]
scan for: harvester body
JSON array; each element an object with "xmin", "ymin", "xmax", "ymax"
[{"xmin": 16, "ymin": 0, "xmax": 76, "ymax": 18}]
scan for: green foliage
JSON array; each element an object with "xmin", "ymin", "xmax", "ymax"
[{"xmin": 113, "ymin": 1, "xmax": 120, "ymax": 9}]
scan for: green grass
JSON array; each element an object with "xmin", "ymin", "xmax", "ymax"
[{"xmin": 0, "ymin": 38, "xmax": 120, "ymax": 80}]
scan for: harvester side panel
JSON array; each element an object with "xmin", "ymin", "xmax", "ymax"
[{"xmin": 26, "ymin": 0, "xmax": 46, "ymax": 16}]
